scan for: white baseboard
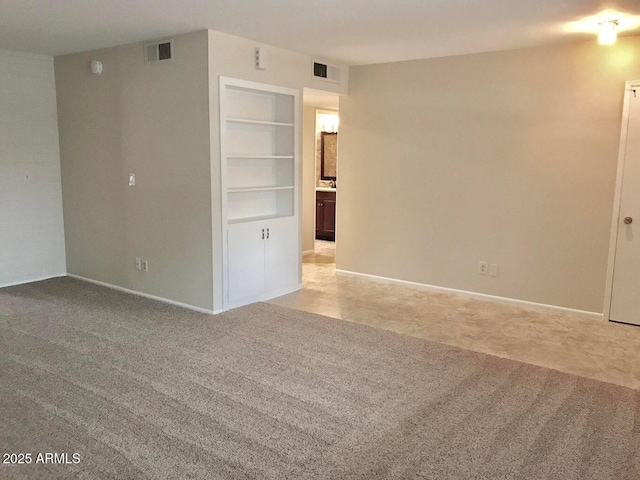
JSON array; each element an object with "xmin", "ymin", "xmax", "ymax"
[
  {"xmin": 335, "ymin": 269, "xmax": 603, "ymax": 321},
  {"xmin": 302, "ymin": 249, "xmax": 314, "ymax": 256},
  {"xmin": 68, "ymin": 274, "xmax": 217, "ymax": 315},
  {"xmin": 225, "ymin": 283, "xmax": 303, "ymax": 311},
  {"xmin": 0, "ymin": 273, "xmax": 67, "ymax": 289}
]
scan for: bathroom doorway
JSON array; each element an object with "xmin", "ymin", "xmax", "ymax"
[{"xmin": 302, "ymin": 89, "xmax": 340, "ymax": 256}]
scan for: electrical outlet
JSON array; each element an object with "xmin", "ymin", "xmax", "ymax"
[
  {"xmin": 128, "ymin": 173, "xmax": 136, "ymax": 187},
  {"xmin": 135, "ymin": 258, "xmax": 142, "ymax": 270},
  {"xmin": 142, "ymin": 260, "xmax": 149, "ymax": 273},
  {"xmin": 489, "ymin": 263, "xmax": 498, "ymax": 277},
  {"xmin": 478, "ymin": 261, "xmax": 488, "ymax": 275}
]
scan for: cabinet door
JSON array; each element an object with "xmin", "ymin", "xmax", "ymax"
[
  {"xmin": 227, "ymin": 223, "xmax": 265, "ymax": 304},
  {"xmin": 322, "ymin": 197, "xmax": 336, "ymax": 235},
  {"xmin": 316, "ymin": 199, "xmax": 325, "ymax": 237},
  {"xmin": 264, "ymin": 217, "xmax": 299, "ymax": 293}
]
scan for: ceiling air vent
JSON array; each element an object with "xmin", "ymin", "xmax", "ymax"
[
  {"xmin": 312, "ymin": 61, "xmax": 341, "ymax": 84},
  {"xmin": 145, "ymin": 39, "xmax": 173, "ymax": 63}
]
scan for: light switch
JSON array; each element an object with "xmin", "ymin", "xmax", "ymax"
[{"xmin": 128, "ymin": 173, "xmax": 136, "ymax": 187}]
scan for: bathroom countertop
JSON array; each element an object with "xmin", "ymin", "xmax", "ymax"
[{"xmin": 316, "ymin": 187, "xmax": 337, "ymax": 192}]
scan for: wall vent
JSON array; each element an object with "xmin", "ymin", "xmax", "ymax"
[
  {"xmin": 312, "ymin": 61, "xmax": 341, "ymax": 84},
  {"xmin": 145, "ymin": 39, "xmax": 174, "ymax": 63}
]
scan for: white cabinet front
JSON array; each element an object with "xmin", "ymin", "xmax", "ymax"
[
  {"xmin": 264, "ymin": 217, "xmax": 299, "ymax": 292},
  {"xmin": 227, "ymin": 222, "xmax": 266, "ymax": 304},
  {"xmin": 227, "ymin": 217, "xmax": 299, "ymax": 307}
]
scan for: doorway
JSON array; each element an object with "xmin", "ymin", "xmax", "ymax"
[
  {"xmin": 605, "ymin": 81, "xmax": 640, "ymax": 325},
  {"xmin": 315, "ymin": 111, "xmax": 338, "ymax": 243},
  {"xmin": 301, "ymin": 89, "xmax": 340, "ymax": 255}
]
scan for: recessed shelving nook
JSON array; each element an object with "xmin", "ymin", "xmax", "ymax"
[
  {"xmin": 221, "ymin": 80, "xmax": 296, "ymax": 224},
  {"xmin": 219, "ymin": 77, "xmax": 301, "ymax": 309}
]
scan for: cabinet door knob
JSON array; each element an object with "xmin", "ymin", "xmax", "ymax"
[{"xmin": 624, "ymin": 216, "xmax": 633, "ymax": 225}]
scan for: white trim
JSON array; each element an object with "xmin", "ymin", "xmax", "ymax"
[
  {"xmin": 302, "ymin": 249, "xmax": 314, "ymax": 256},
  {"xmin": 219, "ymin": 76, "xmax": 230, "ymax": 311},
  {"xmin": 224, "ymin": 283, "xmax": 303, "ymax": 311},
  {"xmin": 295, "ymin": 87, "xmax": 303, "ymax": 290},
  {"xmin": 604, "ymin": 80, "xmax": 640, "ymax": 323},
  {"xmin": 335, "ymin": 269, "xmax": 603, "ymax": 321},
  {"xmin": 1, "ymin": 273, "xmax": 66, "ymax": 289},
  {"xmin": 68, "ymin": 274, "xmax": 218, "ymax": 315}
]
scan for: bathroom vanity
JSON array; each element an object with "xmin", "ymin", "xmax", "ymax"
[{"xmin": 315, "ymin": 188, "xmax": 336, "ymax": 241}]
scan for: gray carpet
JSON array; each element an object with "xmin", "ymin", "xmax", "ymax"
[{"xmin": 1, "ymin": 278, "xmax": 639, "ymax": 479}]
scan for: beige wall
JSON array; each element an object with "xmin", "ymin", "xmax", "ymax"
[
  {"xmin": 55, "ymin": 28, "xmax": 348, "ymax": 313},
  {"xmin": 302, "ymin": 105, "xmax": 316, "ymax": 253},
  {"xmin": 338, "ymin": 35, "xmax": 640, "ymax": 313},
  {"xmin": 1, "ymin": 49, "xmax": 66, "ymax": 287},
  {"xmin": 56, "ymin": 31, "xmax": 213, "ymax": 310}
]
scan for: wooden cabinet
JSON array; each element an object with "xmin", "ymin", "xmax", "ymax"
[
  {"xmin": 220, "ymin": 77, "xmax": 301, "ymax": 309},
  {"xmin": 316, "ymin": 190, "xmax": 336, "ymax": 241}
]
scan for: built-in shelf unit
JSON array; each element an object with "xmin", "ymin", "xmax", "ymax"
[{"xmin": 219, "ymin": 77, "xmax": 301, "ymax": 309}]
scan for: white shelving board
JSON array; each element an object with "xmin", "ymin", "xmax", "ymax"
[{"xmin": 227, "ymin": 118, "xmax": 294, "ymax": 127}]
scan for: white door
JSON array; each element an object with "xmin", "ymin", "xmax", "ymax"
[
  {"xmin": 264, "ymin": 217, "xmax": 299, "ymax": 293},
  {"xmin": 609, "ymin": 84, "xmax": 640, "ymax": 325},
  {"xmin": 227, "ymin": 222, "xmax": 265, "ymax": 305}
]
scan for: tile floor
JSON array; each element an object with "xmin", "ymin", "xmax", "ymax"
[{"xmin": 270, "ymin": 241, "xmax": 640, "ymax": 390}]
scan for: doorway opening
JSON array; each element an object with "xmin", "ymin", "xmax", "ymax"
[{"xmin": 302, "ymin": 88, "xmax": 340, "ymax": 256}]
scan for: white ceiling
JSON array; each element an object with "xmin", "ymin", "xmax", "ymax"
[{"xmin": 1, "ymin": 1, "xmax": 639, "ymax": 66}]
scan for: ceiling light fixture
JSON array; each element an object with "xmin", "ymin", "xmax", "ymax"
[{"xmin": 598, "ymin": 20, "xmax": 619, "ymax": 45}]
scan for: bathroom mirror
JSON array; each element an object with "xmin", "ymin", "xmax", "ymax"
[{"xmin": 321, "ymin": 132, "xmax": 337, "ymax": 180}]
